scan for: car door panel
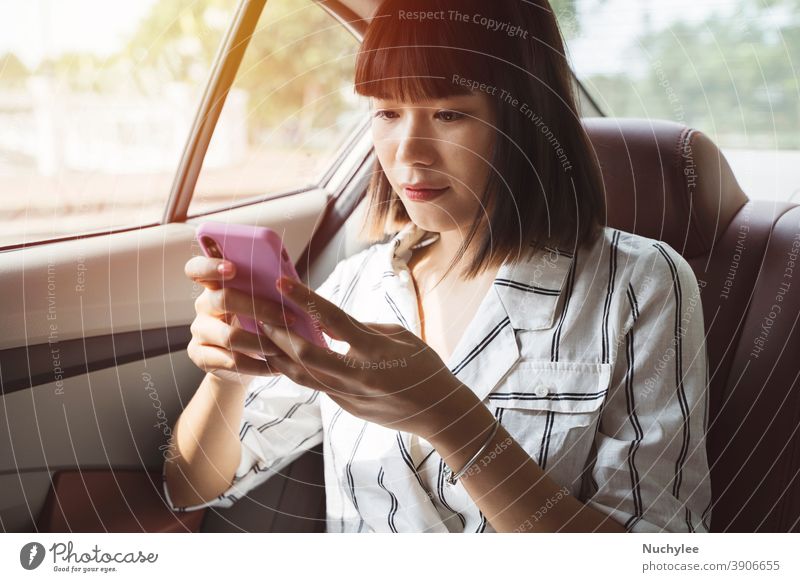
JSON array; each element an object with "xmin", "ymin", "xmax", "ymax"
[{"xmin": 0, "ymin": 188, "xmax": 333, "ymax": 532}]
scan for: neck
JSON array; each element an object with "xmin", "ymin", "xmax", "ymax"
[
  {"xmin": 411, "ymin": 227, "xmax": 471, "ymax": 283},
  {"xmin": 430, "ymin": 229, "xmax": 464, "ymax": 268}
]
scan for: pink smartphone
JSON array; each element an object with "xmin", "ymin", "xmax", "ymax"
[{"xmin": 195, "ymin": 221, "xmax": 327, "ymax": 350}]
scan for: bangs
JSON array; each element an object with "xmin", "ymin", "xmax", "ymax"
[{"xmin": 354, "ymin": 9, "xmax": 497, "ymax": 102}]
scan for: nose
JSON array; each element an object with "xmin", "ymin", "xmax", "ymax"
[{"xmin": 394, "ymin": 112, "xmax": 437, "ymax": 167}]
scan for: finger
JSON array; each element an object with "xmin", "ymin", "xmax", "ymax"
[
  {"xmin": 259, "ymin": 320, "xmax": 363, "ymax": 384},
  {"xmin": 362, "ymin": 322, "xmax": 418, "ymax": 345},
  {"xmin": 191, "ymin": 314, "xmax": 284, "ymax": 357},
  {"xmin": 275, "ymin": 276, "xmax": 372, "ymax": 352},
  {"xmin": 265, "ymin": 353, "xmax": 352, "ymax": 397},
  {"xmin": 185, "ymin": 256, "xmax": 236, "ymax": 286},
  {"xmin": 187, "ymin": 339, "xmax": 280, "ymax": 378},
  {"xmin": 194, "ymin": 289, "xmax": 230, "ymax": 325},
  {"xmin": 201, "ymin": 287, "xmax": 296, "ymax": 327}
]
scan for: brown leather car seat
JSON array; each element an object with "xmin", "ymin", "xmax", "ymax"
[{"xmin": 585, "ymin": 117, "xmax": 800, "ymax": 532}]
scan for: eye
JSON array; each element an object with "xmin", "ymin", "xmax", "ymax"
[
  {"xmin": 373, "ymin": 110, "xmax": 399, "ymax": 120},
  {"xmin": 435, "ymin": 110, "xmax": 465, "ymax": 122}
]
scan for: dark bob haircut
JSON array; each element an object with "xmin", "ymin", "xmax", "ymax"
[{"xmin": 354, "ymin": 0, "xmax": 606, "ymax": 279}]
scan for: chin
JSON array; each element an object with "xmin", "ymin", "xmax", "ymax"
[
  {"xmin": 403, "ymin": 211, "xmax": 455, "ymax": 234},
  {"xmin": 397, "ymin": 194, "xmax": 474, "ymax": 234}
]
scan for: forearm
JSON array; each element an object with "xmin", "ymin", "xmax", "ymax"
[
  {"xmin": 164, "ymin": 373, "xmax": 248, "ymax": 507},
  {"xmin": 428, "ymin": 388, "xmax": 626, "ymax": 533}
]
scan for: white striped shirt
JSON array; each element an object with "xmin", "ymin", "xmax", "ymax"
[{"xmin": 163, "ymin": 222, "xmax": 713, "ymax": 533}]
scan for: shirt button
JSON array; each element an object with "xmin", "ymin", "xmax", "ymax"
[{"xmin": 534, "ymin": 383, "xmax": 549, "ymax": 397}]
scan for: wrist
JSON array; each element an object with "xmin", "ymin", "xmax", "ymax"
[
  {"xmin": 443, "ymin": 416, "xmax": 501, "ymax": 485},
  {"xmin": 425, "ymin": 381, "xmax": 492, "ymax": 449},
  {"xmin": 203, "ymin": 373, "xmax": 247, "ymax": 401},
  {"xmin": 429, "ymin": 397, "xmax": 499, "ymax": 485}
]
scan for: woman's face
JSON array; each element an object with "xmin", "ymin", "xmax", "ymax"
[{"xmin": 370, "ymin": 91, "xmax": 498, "ymax": 236}]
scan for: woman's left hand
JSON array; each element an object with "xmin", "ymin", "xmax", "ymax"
[{"xmin": 259, "ymin": 276, "xmax": 477, "ymax": 442}]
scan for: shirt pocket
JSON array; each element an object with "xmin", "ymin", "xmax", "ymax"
[
  {"xmin": 486, "ymin": 360, "xmax": 613, "ymax": 475},
  {"xmin": 487, "ymin": 360, "xmax": 612, "ymax": 414}
]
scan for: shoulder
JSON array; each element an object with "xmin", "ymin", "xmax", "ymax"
[
  {"xmin": 572, "ymin": 227, "xmax": 701, "ymax": 332},
  {"xmin": 580, "ymin": 226, "xmax": 696, "ymax": 289},
  {"xmin": 581, "ymin": 228, "xmax": 703, "ymax": 339}
]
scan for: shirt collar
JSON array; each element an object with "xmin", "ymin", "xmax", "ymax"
[
  {"xmin": 384, "ymin": 221, "xmax": 440, "ymax": 265},
  {"xmin": 382, "ymin": 222, "xmax": 576, "ymax": 331}
]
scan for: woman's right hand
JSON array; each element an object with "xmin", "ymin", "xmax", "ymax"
[{"xmin": 184, "ymin": 256, "xmax": 293, "ymax": 384}]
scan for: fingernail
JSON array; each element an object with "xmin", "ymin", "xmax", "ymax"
[
  {"xmin": 277, "ymin": 277, "xmax": 294, "ymax": 293},
  {"xmin": 217, "ymin": 262, "xmax": 232, "ymax": 275}
]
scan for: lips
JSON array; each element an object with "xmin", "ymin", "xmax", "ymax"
[{"xmin": 402, "ymin": 185, "xmax": 449, "ymax": 202}]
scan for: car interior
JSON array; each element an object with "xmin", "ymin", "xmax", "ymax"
[{"xmin": 1, "ymin": 0, "xmax": 798, "ymax": 533}]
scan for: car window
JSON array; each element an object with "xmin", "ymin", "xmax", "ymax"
[
  {"xmin": 187, "ymin": 0, "xmax": 369, "ymax": 217},
  {"xmin": 554, "ymin": 0, "xmax": 800, "ymax": 202},
  {"xmin": 0, "ymin": 0, "xmax": 237, "ymax": 248}
]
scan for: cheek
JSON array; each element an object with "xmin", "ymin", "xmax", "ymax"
[
  {"xmin": 444, "ymin": 128, "xmax": 496, "ymax": 186},
  {"xmin": 465, "ymin": 125, "xmax": 497, "ymax": 164},
  {"xmin": 372, "ymin": 129, "xmax": 396, "ymax": 169}
]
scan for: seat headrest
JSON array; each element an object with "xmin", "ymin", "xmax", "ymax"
[{"xmin": 581, "ymin": 118, "xmax": 748, "ymax": 258}]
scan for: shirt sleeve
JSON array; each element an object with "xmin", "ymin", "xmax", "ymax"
[
  {"xmin": 163, "ymin": 257, "xmax": 348, "ymax": 513},
  {"xmin": 583, "ymin": 241, "xmax": 713, "ymax": 532}
]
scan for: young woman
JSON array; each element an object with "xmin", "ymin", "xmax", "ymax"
[{"xmin": 164, "ymin": 0, "xmax": 713, "ymax": 533}]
